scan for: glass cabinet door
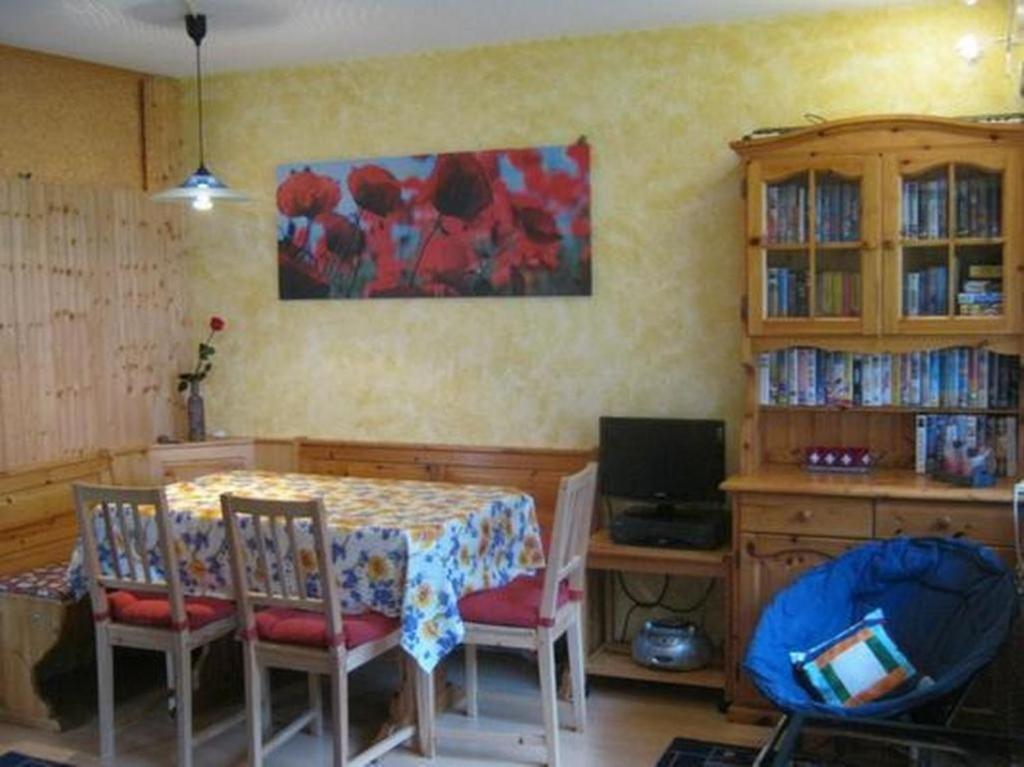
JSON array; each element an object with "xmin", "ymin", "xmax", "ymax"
[
  {"xmin": 747, "ymin": 157, "xmax": 880, "ymax": 336},
  {"xmin": 883, "ymin": 149, "xmax": 1017, "ymax": 335}
]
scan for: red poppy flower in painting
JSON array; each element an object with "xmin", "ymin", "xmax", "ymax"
[
  {"xmin": 430, "ymin": 153, "xmax": 493, "ymax": 222},
  {"xmin": 277, "ymin": 168, "xmax": 342, "ymax": 219},
  {"xmin": 276, "ymin": 141, "xmax": 590, "ymax": 300},
  {"xmin": 514, "ymin": 204, "xmax": 562, "ymax": 244},
  {"xmin": 315, "ymin": 213, "xmax": 364, "ymax": 259},
  {"xmin": 347, "ymin": 165, "xmax": 402, "ymax": 217}
]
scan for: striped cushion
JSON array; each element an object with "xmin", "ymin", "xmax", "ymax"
[{"xmin": 791, "ymin": 608, "xmax": 916, "ymax": 708}]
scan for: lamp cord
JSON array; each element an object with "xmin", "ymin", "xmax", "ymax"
[{"xmin": 194, "ymin": 37, "xmax": 205, "ymax": 169}]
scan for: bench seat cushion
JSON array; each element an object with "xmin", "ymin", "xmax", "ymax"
[{"xmin": 0, "ymin": 562, "xmax": 75, "ymax": 602}]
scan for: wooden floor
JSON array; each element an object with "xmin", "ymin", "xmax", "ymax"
[{"xmin": 0, "ymin": 651, "xmax": 768, "ymax": 766}]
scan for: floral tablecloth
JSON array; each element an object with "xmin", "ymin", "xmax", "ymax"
[{"xmin": 69, "ymin": 470, "xmax": 544, "ymax": 671}]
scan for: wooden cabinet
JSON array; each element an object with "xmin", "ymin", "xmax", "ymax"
[
  {"xmin": 745, "ymin": 155, "xmax": 881, "ymax": 336},
  {"xmin": 736, "ymin": 116, "xmax": 1023, "ymax": 338},
  {"xmin": 734, "ymin": 530, "xmax": 856, "ymax": 707},
  {"xmin": 881, "ymin": 147, "xmax": 1020, "ymax": 336},
  {"xmin": 724, "ymin": 475, "xmax": 1016, "ymax": 722},
  {"xmin": 148, "ymin": 438, "xmax": 255, "ymax": 483},
  {"xmin": 727, "ymin": 114, "xmax": 1022, "ymax": 723}
]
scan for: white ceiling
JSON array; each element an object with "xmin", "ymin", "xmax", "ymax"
[{"xmin": 0, "ymin": 0, "xmax": 933, "ymax": 77}]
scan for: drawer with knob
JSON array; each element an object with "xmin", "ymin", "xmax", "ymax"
[
  {"xmin": 875, "ymin": 501, "xmax": 1014, "ymax": 546},
  {"xmin": 737, "ymin": 493, "xmax": 873, "ymax": 538}
]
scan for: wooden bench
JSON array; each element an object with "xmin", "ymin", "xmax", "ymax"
[
  {"xmin": 0, "ymin": 452, "xmax": 113, "ymax": 730},
  {"xmin": 295, "ymin": 438, "xmax": 596, "ymax": 535}
]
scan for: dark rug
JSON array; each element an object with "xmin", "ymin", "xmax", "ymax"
[
  {"xmin": 0, "ymin": 753, "xmax": 73, "ymax": 767},
  {"xmin": 656, "ymin": 738, "xmax": 759, "ymax": 767}
]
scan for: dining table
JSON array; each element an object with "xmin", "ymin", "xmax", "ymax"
[{"xmin": 69, "ymin": 469, "xmax": 546, "ymax": 673}]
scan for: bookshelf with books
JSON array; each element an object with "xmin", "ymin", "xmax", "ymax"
[{"xmin": 724, "ymin": 116, "xmax": 1024, "ymax": 723}]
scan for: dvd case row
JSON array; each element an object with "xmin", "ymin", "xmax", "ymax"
[
  {"xmin": 758, "ymin": 347, "xmax": 1020, "ymax": 409},
  {"xmin": 914, "ymin": 413, "xmax": 1017, "ymax": 477}
]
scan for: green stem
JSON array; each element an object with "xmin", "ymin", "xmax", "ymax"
[{"xmin": 408, "ymin": 217, "xmax": 442, "ymax": 288}]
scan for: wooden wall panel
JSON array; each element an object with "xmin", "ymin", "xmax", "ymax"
[
  {"xmin": 296, "ymin": 438, "xmax": 595, "ymax": 533},
  {"xmin": 0, "ymin": 177, "xmax": 188, "ymax": 471},
  {"xmin": 0, "ymin": 45, "xmax": 146, "ymax": 190},
  {"xmin": 0, "ymin": 452, "xmax": 112, "ymax": 573}
]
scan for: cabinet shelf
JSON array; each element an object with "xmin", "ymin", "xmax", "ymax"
[
  {"xmin": 586, "ymin": 642, "xmax": 726, "ymax": 690},
  {"xmin": 760, "ymin": 405, "xmax": 1019, "ymax": 415}
]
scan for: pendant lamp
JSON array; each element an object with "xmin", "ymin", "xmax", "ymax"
[{"xmin": 152, "ymin": 14, "xmax": 248, "ymax": 211}]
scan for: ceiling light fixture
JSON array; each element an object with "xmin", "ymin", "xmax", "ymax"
[{"xmin": 152, "ymin": 13, "xmax": 248, "ymax": 212}]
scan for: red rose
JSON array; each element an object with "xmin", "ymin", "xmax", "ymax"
[
  {"xmin": 316, "ymin": 213, "xmax": 364, "ymax": 259},
  {"xmin": 430, "ymin": 153, "xmax": 493, "ymax": 221},
  {"xmin": 514, "ymin": 204, "xmax": 562, "ymax": 244},
  {"xmin": 209, "ymin": 316, "xmax": 225, "ymax": 332},
  {"xmin": 277, "ymin": 168, "xmax": 342, "ymax": 219},
  {"xmin": 347, "ymin": 165, "xmax": 402, "ymax": 217}
]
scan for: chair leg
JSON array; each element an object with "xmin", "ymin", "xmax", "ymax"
[
  {"xmin": 173, "ymin": 638, "xmax": 194, "ymax": 767},
  {"xmin": 329, "ymin": 663, "xmax": 348, "ymax": 767},
  {"xmin": 165, "ymin": 651, "xmax": 176, "ymax": 718},
  {"xmin": 261, "ymin": 666, "xmax": 272, "ymax": 737},
  {"xmin": 464, "ymin": 643, "xmax": 479, "ymax": 718},
  {"xmin": 538, "ymin": 631, "xmax": 561, "ymax": 767},
  {"xmin": 308, "ymin": 673, "xmax": 323, "ymax": 736},
  {"xmin": 95, "ymin": 628, "xmax": 115, "ymax": 765},
  {"xmin": 566, "ymin": 611, "xmax": 587, "ymax": 733},
  {"xmin": 243, "ymin": 644, "xmax": 263, "ymax": 767},
  {"xmin": 414, "ymin": 660, "xmax": 436, "ymax": 758}
]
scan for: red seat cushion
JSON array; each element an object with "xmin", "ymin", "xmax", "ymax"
[
  {"xmin": 253, "ymin": 608, "xmax": 398, "ymax": 649},
  {"xmin": 107, "ymin": 590, "xmax": 235, "ymax": 630},
  {"xmin": 458, "ymin": 574, "xmax": 569, "ymax": 628}
]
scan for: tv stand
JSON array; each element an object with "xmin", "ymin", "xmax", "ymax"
[{"xmin": 585, "ymin": 529, "xmax": 732, "ymax": 700}]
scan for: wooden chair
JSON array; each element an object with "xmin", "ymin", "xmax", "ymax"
[
  {"xmin": 454, "ymin": 462, "xmax": 599, "ymax": 767},
  {"xmin": 72, "ymin": 483, "xmax": 242, "ymax": 767},
  {"xmin": 220, "ymin": 493, "xmax": 436, "ymax": 767}
]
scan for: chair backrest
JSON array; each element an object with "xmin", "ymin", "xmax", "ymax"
[
  {"xmin": 72, "ymin": 483, "xmax": 187, "ymax": 628},
  {"xmin": 220, "ymin": 493, "xmax": 343, "ymax": 647},
  {"xmin": 538, "ymin": 462, "xmax": 598, "ymax": 623}
]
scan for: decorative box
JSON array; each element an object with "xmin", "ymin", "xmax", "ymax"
[{"xmin": 804, "ymin": 446, "xmax": 872, "ymax": 474}]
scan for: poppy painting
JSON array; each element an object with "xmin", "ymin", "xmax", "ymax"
[{"xmin": 276, "ymin": 141, "xmax": 591, "ymax": 299}]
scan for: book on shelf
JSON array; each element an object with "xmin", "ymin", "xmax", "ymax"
[
  {"xmin": 903, "ymin": 266, "xmax": 948, "ymax": 316},
  {"xmin": 816, "ymin": 271, "xmax": 861, "ymax": 317},
  {"xmin": 914, "ymin": 413, "xmax": 1017, "ymax": 478},
  {"xmin": 956, "ymin": 276, "xmax": 1003, "ymax": 316},
  {"xmin": 902, "ymin": 175, "xmax": 948, "ymax": 239},
  {"xmin": 955, "ymin": 174, "xmax": 1001, "ymax": 238},
  {"xmin": 969, "ymin": 264, "xmax": 1002, "ymax": 279},
  {"xmin": 757, "ymin": 346, "xmax": 1020, "ymax": 409},
  {"xmin": 766, "ymin": 267, "xmax": 808, "ymax": 317},
  {"xmin": 765, "ymin": 182, "xmax": 807, "ymax": 244},
  {"xmin": 815, "ymin": 178, "xmax": 860, "ymax": 243}
]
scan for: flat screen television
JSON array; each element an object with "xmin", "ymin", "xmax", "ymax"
[{"xmin": 599, "ymin": 416, "xmax": 725, "ymax": 503}]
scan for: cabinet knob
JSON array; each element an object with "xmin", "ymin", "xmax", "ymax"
[
  {"xmin": 796, "ymin": 509, "xmax": 814, "ymax": 523},
  {"xmin": 934, "ymin": 515, "xmax": 953, "ymax": 531},
  {"xmin": 882, "ymin": 239, "xmax": 896, "ymax": 249}
]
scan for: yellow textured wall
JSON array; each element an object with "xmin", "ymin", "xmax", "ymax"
[
  {"xmin": 0, "ymin": 45, "xmax": 149, "ymax": 189},
  {"xmin": 185, "ymin": 1, "xmax": 1019, "ymax": 464}
]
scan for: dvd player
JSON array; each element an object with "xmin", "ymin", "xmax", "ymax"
[{"xmin": 610, "ymin": 502, "xmax": 729, "ymax": 550}]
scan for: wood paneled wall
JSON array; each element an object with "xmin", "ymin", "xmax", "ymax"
[
  {"xmin": 0, "ymin": 45, "xmax": 182, "ymax": 192},
  {"xmin": 0, "ymin": 177, "xmax": 188, "ymax": 471}
]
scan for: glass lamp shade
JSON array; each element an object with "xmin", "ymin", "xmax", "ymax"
[{"xmin": 151, "ymin": 166, "xmax": 249, "ymax": 211}]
